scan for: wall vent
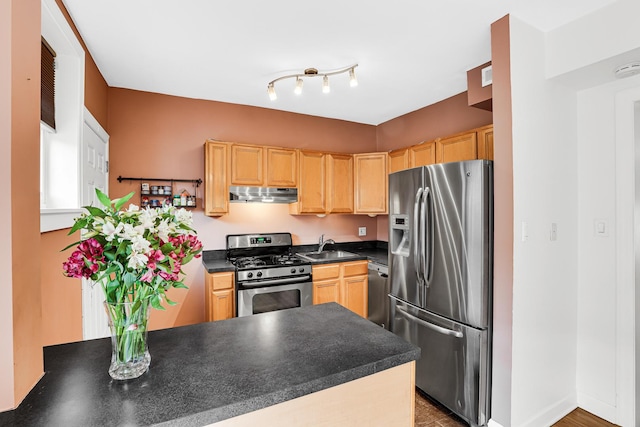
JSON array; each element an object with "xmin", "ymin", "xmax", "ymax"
[{"xmin": 481, "ymin": 65, "xmax": 493, "ymax": 87}]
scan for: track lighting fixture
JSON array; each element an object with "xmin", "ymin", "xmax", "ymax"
[{"xmin": 267, "ymin": 64, "xmax": 358, "ymax": 100}]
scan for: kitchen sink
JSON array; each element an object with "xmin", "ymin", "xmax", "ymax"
[{"xmin": 296, "ymin": 250, "xmax": 360, "ymax": 262}]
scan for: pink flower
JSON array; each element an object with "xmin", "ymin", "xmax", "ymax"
[
  {"xmin": 140, "ymin": 269, "xmax": 154, "ymax": 283},
  {"xmin": 62, "ymin": 238, "xmax": 105, "ymax": 279}
]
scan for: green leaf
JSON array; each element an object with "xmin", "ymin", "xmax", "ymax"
[
  {"xmin": 68, "ymin": 218, "xmax": 88, "ymax": 235},
  {"xmin": 173, "ymin": 282, "xmax": 189, "ymax": 289},
  {"xmin": 150, "ymin": 295, "xmax": 165, "ymax": 310},
  {"xmin": 84, "ymin": 206, "xmax": 107, "ymax": 218},
  {"xmin": 95, "ymin": 188, "xmax": 112, "ymax": 209},
  {"xmin": 60, "ymin": 239, "xmax": 82, "ymax": 252},
  {"xmin": 113, "ymin": 192, "xmax": 135, "ymax": 211}
]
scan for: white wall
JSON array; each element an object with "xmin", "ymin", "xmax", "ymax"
[
  {"xmin": 508, "ymin": 17, "xmax": 580, "ymax": 427},
  {"xmin": 576, "ymin": 77, "xmax": 640, "ymax": 424},
  {"xmin": 498, "ymin": 0, "xmax": 640, "ymax": 425}
]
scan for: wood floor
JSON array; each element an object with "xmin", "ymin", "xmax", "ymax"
[{"xmin": 414, "ymin": 388, "xmax": 620, "ymax": 427}]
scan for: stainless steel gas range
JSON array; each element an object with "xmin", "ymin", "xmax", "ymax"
[{"xmin": 226, "ymin": 233, "xmax": 312, "ymax": 317}]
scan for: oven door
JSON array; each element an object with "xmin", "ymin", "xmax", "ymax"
[{"xmin": 237, "ymin": 281, "xmax": 313, "ymax": 317}]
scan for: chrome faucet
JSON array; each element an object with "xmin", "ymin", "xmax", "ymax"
[{"xmin": 318, "ymin": 234, "xmax": 335, "ymax": 253}]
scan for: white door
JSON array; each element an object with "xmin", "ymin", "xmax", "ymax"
[{"xmin": 80, "ymin": 107, "xmax": 110, "ymax": 340}]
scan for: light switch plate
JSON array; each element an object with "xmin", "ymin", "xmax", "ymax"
[{"xmin": 358, "ymin": 227, "xmax": 366, "ymax": 236}]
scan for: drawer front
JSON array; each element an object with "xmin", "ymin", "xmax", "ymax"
[
  {"xmin": 211, "ymin": 272, "xmax": 234, "ymax": 291},
  {"xmin": 312, "ymin": 264, "xmax": 341, "ymax": 281},
  {"xmin": 342, "ymin": 261, "xmax": 368, "ymax": 277}
]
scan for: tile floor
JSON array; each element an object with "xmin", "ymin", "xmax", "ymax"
[{"xmin": 414, "ymin": 388, "xmax": 467, "ymax": 427}]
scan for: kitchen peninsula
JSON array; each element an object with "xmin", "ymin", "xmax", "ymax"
[{"xmin": 0, "ymin": 303, "xmax": 419, "ymax": 426}]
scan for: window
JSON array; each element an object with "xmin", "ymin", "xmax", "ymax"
[{"xmin": 40, "ymin": 0, "xmax": 85, "ymax": 231}]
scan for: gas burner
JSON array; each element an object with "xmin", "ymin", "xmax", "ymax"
[
  {"xmin": 271, "ymin": 255, "xmax": 300, "ymax": 265},
  {"xmin": 233, "ymin": 257, "xmax": 267, "ymax": 269}
]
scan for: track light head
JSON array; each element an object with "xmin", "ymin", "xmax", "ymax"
[
  {"xmin": 267, "ymin": 83, "xmax": 277, "ymax": 101},
  {"xmin": 322, "ymin": 75, "xmax": 330, "ymax": 93},
  {"xmin": 294, "ymin": 77, "xmax": 303, "ymax": 95},
  {"xmin": 349, "ymin": 67, "xmax": 358, "ymax": 87}
]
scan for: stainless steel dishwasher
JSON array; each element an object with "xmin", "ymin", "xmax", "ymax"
[{"xmin": 367, "ymin": 261, "xmax": 389, "ymax": 329}]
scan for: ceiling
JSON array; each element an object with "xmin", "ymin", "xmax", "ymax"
[{"xmin": 61, "ymin": 0, "xmax": 616, "ymax": 126}]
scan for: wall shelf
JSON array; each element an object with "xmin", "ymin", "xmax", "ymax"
[{"xmin": 117, "ymin": 176, "xmax": 202, "ymax": 208}]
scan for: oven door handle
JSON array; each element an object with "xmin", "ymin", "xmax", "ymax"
[{"xmin": 239, "ymin": 275, "xmax": 312, "ymax": 288}]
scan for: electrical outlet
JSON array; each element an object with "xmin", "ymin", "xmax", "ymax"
[{"xmin": 358, "ymin": 227, "xmax": 366, "ymax": 236}]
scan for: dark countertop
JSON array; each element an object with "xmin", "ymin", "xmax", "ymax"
[
  {"xmin": 0, "ymin": 303, "xmax": 418, "ymax": 427},
  {"xmin": 202, "ymin": 240, "xmax": 388, "ymax": 272}
]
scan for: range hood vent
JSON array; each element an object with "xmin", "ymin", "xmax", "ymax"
[{"xmin": 229, "ymin": 186, "xmax": 298, "ymax": 204}]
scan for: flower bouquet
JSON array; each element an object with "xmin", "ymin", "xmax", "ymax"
[{"xmin": 63, "ymin": 189, "xmax": 202, "ymax": 380}]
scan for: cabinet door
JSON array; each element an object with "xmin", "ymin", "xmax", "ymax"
[
  {"xmin": 204, "ymin": 141, "xmax": 229, "ymax": 216},
  {"xmin": 326, "ymin": 153, "xmax": 353, "ymax": 213},
  {"xmin": 211, "ymin": 289, "xmax": 235, "ymax": 321},
  {"xmin": 231, "ymin": 144, "xmax": 264, "ymax": 186},
  {"xmin": 389, "ymin": 148, "xmax": 409, "ymax": 173},
  {"xmin": 409, "ymin": 141, "xmax": 436, "ymax": 167},
  {"xmin": 342, "ymin": 275, "xmax": 368, "ymax": 318},
  {"xmin": 313, "ymin": 279, "xmax": 341, "ymax": 305},
  {"xmin": 267, "ymin": 148, "xmax": 297, "ymax": 187},
  {"xmin": 354, "ymin": 153, "xmax": 388, "ymax": 214},
  {"xmin": 476, "ymin": 125, "xmax": 494, "ymax": 161},
  {"xmin": 296, "ymin": 150, "xmax": 326, "ymax": 213},
  {"xmin": 436, "ymin": 131, "xmax": 477, "ymax": 164},
  {"xmin": 206, "ymin": 271, "xmax": 235, "ymax": 322}
]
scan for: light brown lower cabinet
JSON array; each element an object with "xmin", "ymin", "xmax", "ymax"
[
  {"xmin": 312, "ymin": 260, "xmax": 368, "ymax": 318},
  {"xmin": 205, "ymin": 271, "xmax": 235, "ymax": 322}
]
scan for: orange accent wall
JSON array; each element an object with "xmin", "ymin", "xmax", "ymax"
[
  {"xmin": 1, "ymin": 0, "xmax": 45, "ymax": 411},
  {"xmin": 41, "ymin": 230, "xmax": 83, "ymax": 346},
  {"xmin": 376, "ymin": 91, "xmax": 492, "ymax": 152}
]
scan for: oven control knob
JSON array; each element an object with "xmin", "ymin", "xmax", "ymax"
[
  {"xmin": 247, "ymin": 272, "xmax": 253, "ymax": 278},
  {"xmin": 291, "ymin": 268, "xmax": 296, "ymax": 274},
  {"xmin": 257, "ymin": 271, "xmax": 262, "ymax": 277},
  {"xmin": 298, "ymin": 268, "xmax": 305, "ymax": 273}
]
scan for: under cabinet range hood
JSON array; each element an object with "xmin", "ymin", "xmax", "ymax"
[{"xmin": 229, "ymin": 186, "xmax": 298, "ymax": 203}]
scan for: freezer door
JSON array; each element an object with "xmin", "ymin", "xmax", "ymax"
[
  {"xmin": 388, "ymin": 166, "xmax": 425, "ymax": 308},
  {"xmin": 390, "ymin": 297, "xmax": 490, "ymax": 427},
  {"xmin": 423, "ymin": 160, "xmax": 492, "ymax": 328}
]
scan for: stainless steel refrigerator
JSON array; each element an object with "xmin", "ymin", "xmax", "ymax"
[{"xmin": 388, "ymin": 159, "xmax": 492, "ymax": 427}]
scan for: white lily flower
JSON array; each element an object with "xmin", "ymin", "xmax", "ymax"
[
  {"xmin": 127, "ymin": 252, "xmax": 148, "ymax": 269},
  {"xmin": 174, "ymin": 208, "xmax": 193, "ymax": 226},
  {"xmin": 102, "ymin": 221, "xmax": 117, "ymax": 241},
  {"xmin": 130, "ymin": 235, "xmax": 151, "ymax": 253},
  {"xmin": 157, "ymin": 220, "xmax": 172, "ymax": 242},
  {"xmin": 119, "ymin": 223, "xmax": 140, "ymax": 240},
  {"xmin": 127, "ymin": 204, "xmax": 140, "ymax": 212}
]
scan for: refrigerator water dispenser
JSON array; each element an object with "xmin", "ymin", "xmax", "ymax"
[{"xmin": 390, "ymin": 214, "xmax": 410, "ymax": 257}]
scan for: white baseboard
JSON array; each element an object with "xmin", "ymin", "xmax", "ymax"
[
  {"xmin": 577, "ymin": 391, "xmax": 617, "ymax": 424},
  {"xmin": 488, "ymin": 419, "xmax": 505, "ymax": 427},
  {"xmin": 519, "ymin": 393, "xmax": 576, "ymax": 427}
]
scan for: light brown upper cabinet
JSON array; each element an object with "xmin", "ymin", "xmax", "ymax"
[
  {"xmin": 409, "ymin": 141, "xmax": 437, "ymax": 167},
  {"xmin": 266, "ymin": 147, "xmax": 297, "ymax": 187},
  {"xmin": 476, "ymin": 124, "xmax": 494, "ymax": 161},
  {"xmin": 204, "ymin": 140, "xmax": 229, "ymax": 217},
  {"xmin": 231, "ymin": 144, "xmax": 264, "ymax": 186},
  {"xmin": 389, "ymin": 148, "xmax": 409, "ymax": 173},
  {"xmin": 326, "ymin": 153, "xmax": 354, "ymax": 214},
  {"xmin": 354, "ymin": 152, "xmax": 388, "ymax": 215},
  {"xmin": 289, "ymin": 150, "xmax": 326, "ymax": 215},
  {"xmin": 435, "ymin": 131, "xmax": 477, "ymax": 164}
]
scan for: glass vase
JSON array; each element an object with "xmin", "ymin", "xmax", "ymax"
[{"xmin": 104, "ymin": 299, "xmax": 151, "ymax": 380}]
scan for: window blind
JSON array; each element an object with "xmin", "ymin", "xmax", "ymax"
[{"xmin": 41, "ymin": 37, "xmax": 56, "ymax": 129}]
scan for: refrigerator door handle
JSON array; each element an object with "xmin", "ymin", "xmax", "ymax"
[
  {"xmin": 393, "ymin": 301, "xmax": 463, "ymax": 339},
  {"xmin": 422, "ymin": 186, "xmax": 431, "ymax": 287},
  {"xmin": 413, "ymin": 187, "xmax": 424, "ymax": 286}
]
